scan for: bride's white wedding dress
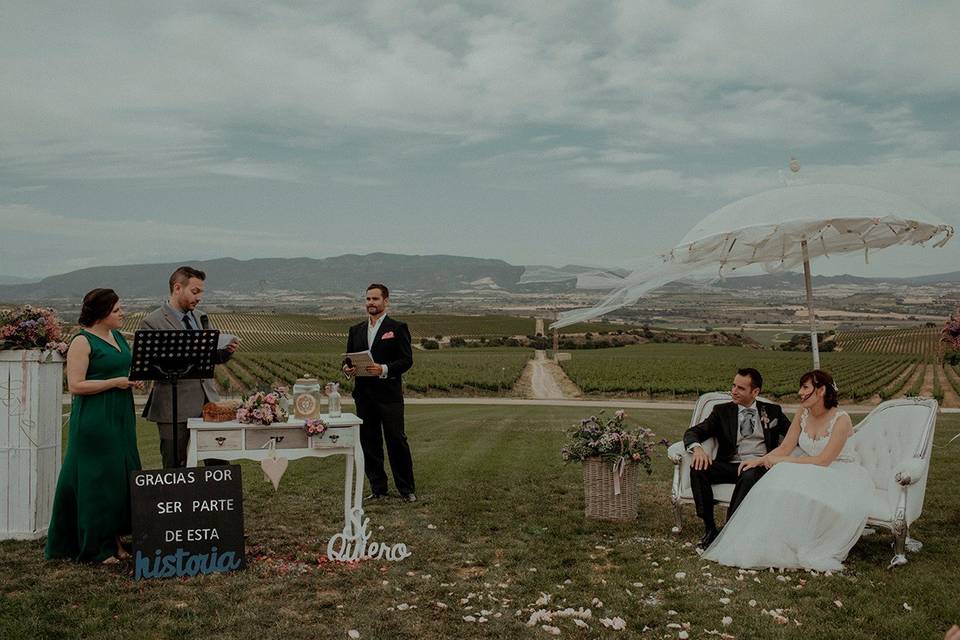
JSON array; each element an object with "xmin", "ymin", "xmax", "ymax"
[{"xmin": 702, "ymin": 409, "xmax": 873, "ymax": 571}]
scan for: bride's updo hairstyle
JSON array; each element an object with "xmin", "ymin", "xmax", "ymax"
[
  {"xmin": 78, "ymin": 288, "xmax": 119, "ymax": 327},
  {"xmin": 799, "ymin": 369, "xmax": 838, "ymax": 409}
]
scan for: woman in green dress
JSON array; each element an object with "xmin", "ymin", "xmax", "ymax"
[{"xmin": 45, "ymin": 289, "xmax": 143, "ymax": 564}]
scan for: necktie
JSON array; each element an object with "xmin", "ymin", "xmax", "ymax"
[
  {"xmin": 739, "ymin": 408, "xmax": 757, "ymax": 438},
  {"xmin": 182, "ymin": 314, "xmax": 194, "ymax": 330}
]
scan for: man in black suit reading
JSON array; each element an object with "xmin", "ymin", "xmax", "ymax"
[
  {"xmin": 343, "ymin": 283, "xmax": 416, "ymax": 502},
  {"xmin": 683, "ymin": 368, "xmax": 791, "ymax": 549}
]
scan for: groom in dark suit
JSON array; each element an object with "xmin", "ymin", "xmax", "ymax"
[
  {"xmin": 343, "ymin": 283, "xmax": 416, "ymax": 502},
  {"xmin": 684, "ymin": 368, "xmax": 791, "ymax": 548}
]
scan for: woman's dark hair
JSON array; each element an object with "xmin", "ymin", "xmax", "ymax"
[
  {"xmin": 800, "ymin": 369, "xmax": 839, "ymax": 409},
  {"xmin": 78, "ymin": 288, "xmax": 119, "ymax": 327}
]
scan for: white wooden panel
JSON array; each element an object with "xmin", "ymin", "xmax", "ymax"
[
  {"xmin": 0, "ymin": 353, "xmax": 64, "ymax": 539},
  {"xmin": 0, "ymin": 450, "xmax": 9, "ymax": 533}
]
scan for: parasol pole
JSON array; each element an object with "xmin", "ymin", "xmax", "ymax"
[{"xmin": 801, "ymin": 239, "xmax": 821, "ymax": 369}]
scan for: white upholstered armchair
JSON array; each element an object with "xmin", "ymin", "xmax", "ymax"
[
  {"xmin": 667, "ymin": 392, "xmax": 743, "ymax": 533},
  {"xmin": 667, "ymin": 394, "xmax": 938, "ymax": 568}
]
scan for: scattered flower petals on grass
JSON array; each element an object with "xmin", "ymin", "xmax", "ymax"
[
  {"xmin": 834, "ymin": 600, "xmax": 843, "ymax": 608},
  {"xmin": 748, "ymin": 600, "xmax": 757, "ymax": 607},
  {"xmin": 427, "ymin": 524, "xmax": 436, "ymax": 529},
  {"xmin": 903, "ymin": 603, "xmax": 913, "ymax": 611},
  {"xmin": 573, "ymin": 619, "xmax": 589, "ymax": 629},
  {"xmin": 347, "ymin": 631, "xmax": 360, "ymax": 639},
  {"xmin": 719, "ymin": 598, "xmax": 730, "ymax": 605},
  {"xmin": 678, "ymin": 631, "xmax": 689, "ymax": 639},
  {"xmin": 722, "ymin": 616, "xmax": 733, "ymax": 626},
  {"xmin": 675, "ymin": 572, "xmax": 687, "ymax": 580},
  {"xmin": 541, "ymin": 625, "xmax": 561, "ymax": 635},
  {"xmin": 463, "ymin": 615, "xmax": 476, "ymax": 623},
  {"xmin": 535, "ymin": 593, "xmax": 552, "ymax": 607},
  {"xmin": 600, "ymin": 617, "xmax": 626, "ymax": 631}
]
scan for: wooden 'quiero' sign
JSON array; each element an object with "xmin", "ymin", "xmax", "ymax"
[{"xmin": 130, "ymin": 466, "xmax": 245, "ymax": 580}]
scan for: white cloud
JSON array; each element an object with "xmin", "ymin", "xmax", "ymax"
[{"xmin": 0, "ymin": 1, "xmax": 957, "ymax": 277}]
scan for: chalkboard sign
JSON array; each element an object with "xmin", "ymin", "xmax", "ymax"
[{"xmin": 130, "ymin": 466, "xmax": 245, "ymax": 580}]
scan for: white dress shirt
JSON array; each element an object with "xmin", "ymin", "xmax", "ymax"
[{"xmin": 367, "ymin": 314, "xmax": 389, "ymax": 379}]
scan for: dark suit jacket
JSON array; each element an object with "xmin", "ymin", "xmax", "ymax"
[
  {"xmin": 141, "ymin": 304, "xmax": 233, "ymax": 423},
  {"xmin": 682, "ymin": 400, "xmax": 791, "ymax": 462},
  {"xmin": 345, "ymin": 316, "xmax": 413, "ymax": 404}
]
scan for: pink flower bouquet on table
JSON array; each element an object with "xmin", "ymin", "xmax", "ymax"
[
  {"xmin": 0, "ymin": 305, "xmax": 69, "ymax": 355},
  {"xmin": 303, "ymin": 418, "xmax": 328, "ymax": 437},
  {"xmin": 236, "ymin": 391, "xmax": 289, "ymax": 425}
]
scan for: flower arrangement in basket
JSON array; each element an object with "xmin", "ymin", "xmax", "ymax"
[
  {"xmin": 561, "ymin": 410, "xmax": 665, "ymax": 521},
  {"xmin": 0, "ymin": 305, "xmax": 68, "ymax": 355},
  {"xmin": 236, "ymin": 391, "xmax": 289, "ymax": 425}
]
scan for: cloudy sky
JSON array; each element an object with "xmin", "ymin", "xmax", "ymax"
[{"xmin": 2, "ymin": 1, "xmax": 958, "ymax": 280}]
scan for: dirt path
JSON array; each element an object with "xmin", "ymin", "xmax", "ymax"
[
  {"xmin": 530, "ymin": 350, "xmax": 565, "ymax": 399},
  {"xmin": 515, "ymin": 350, "xmax": 582, "ymax": 400}
]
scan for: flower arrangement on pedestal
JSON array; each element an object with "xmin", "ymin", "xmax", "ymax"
[
  {"xmin": 0, "ymin": 305, "xmax": 68, "ymax": 355},
  {"xmin": 942, "ymin": 307, "xmax": 960, "ymax": 366},
  {"xmin": 236, "ymin": 391, "xmax": 288, "ymax": 425}
]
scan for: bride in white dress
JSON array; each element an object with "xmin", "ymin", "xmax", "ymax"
[{"xmin": 702, "ymin": 369, "xmax": 874, "ymax": 571}]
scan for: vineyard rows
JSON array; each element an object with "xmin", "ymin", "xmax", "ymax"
[
  {"xmin": 218, "ymin": 349, "xmax": 531, "ymax": 396},
  {"xmin": 119, "ymin": 313, "xmax": 958, "ymax": 405},
  {"xmin": 836, "ymin": 327, "xmax": 941, "ymax": 357},
  {"xmin": 558, "ymin": 344, "xmax": 921, "ymax": 402}
]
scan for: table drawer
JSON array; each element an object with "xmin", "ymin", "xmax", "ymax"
[
  {"xmin": 309, "ymin": 427, "xmax": 355, "ymax": 449},
  {"xmin": 246, "ymin": 427, "xmax": 309, "ymax": 450},
  {"xmin": 195, "ymin": 429, "xmax": 243, "ymax": 451}
]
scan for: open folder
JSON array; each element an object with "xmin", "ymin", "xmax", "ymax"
[{"xmin": 343, "ymin": 350, "xmax": 378, "ymax": 377}]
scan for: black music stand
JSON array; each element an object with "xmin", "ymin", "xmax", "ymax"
[{"xmin": 131, "ymin": 329, "xmax": 219, "ymax": 465}]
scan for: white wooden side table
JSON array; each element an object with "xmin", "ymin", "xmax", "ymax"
[{"xmin": 186, "ymin": 413, "xmax": 365, "ymax": 537}]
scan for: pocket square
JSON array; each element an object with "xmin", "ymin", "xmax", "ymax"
[{"xmin": 381, "ymin": 331, "xmax": 395, "ymax": 340}]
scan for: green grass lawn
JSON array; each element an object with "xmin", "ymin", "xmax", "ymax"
[{"xmin": 2, "ymin": 406, "xmax": 958, "ymax": 639}]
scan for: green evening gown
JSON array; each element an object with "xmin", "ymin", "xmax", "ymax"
[{"xmin": 45, "ymin": 329, "xmax": 142, "ymax": 563}]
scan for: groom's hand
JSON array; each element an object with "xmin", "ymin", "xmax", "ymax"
[{"xmin": 691, "ymin": 447, "xmax": 712, "ymax": 470}]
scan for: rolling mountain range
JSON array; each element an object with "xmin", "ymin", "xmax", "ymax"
[{"xmin": 1, "ymin": 254, "xmax": 958, "ymax": 302}]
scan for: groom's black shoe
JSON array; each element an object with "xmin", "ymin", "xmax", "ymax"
[{"xmin": 698, "ymin": 527, "xmax": 720, "ymax": 550}]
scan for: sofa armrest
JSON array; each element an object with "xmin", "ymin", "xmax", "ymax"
[
  {"xmin": 667, "ymin": 441, "xmax": 687, "ymax": 464},
  {"xmin": 894, "ymin": 458, "xmax": 928, "ymax": 486}
]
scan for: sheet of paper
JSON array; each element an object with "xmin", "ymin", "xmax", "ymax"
[
  {"xmin": 218, "ymin": 333, "xmax": 238, "ymax": 349},
  {"xmin": 343, "ymin": 350, "xmax": 378, "ymax": 377}
]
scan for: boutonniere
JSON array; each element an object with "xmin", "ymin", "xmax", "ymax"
[
  {"xmin": 759, "ymin": 407, "xmax": 771, "ymax": 429},
  {"xmin": 381, "ymin": 331, "xmax": 395, "ymax": 340}
]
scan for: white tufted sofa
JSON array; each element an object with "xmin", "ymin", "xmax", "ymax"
[
  {"xmin": 850, "ymin": 397, "xmax": 938, "ymax": 567},
  {"xmin": 667, "ymin": 394, "xmax": 938, "ymax": 568}
]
